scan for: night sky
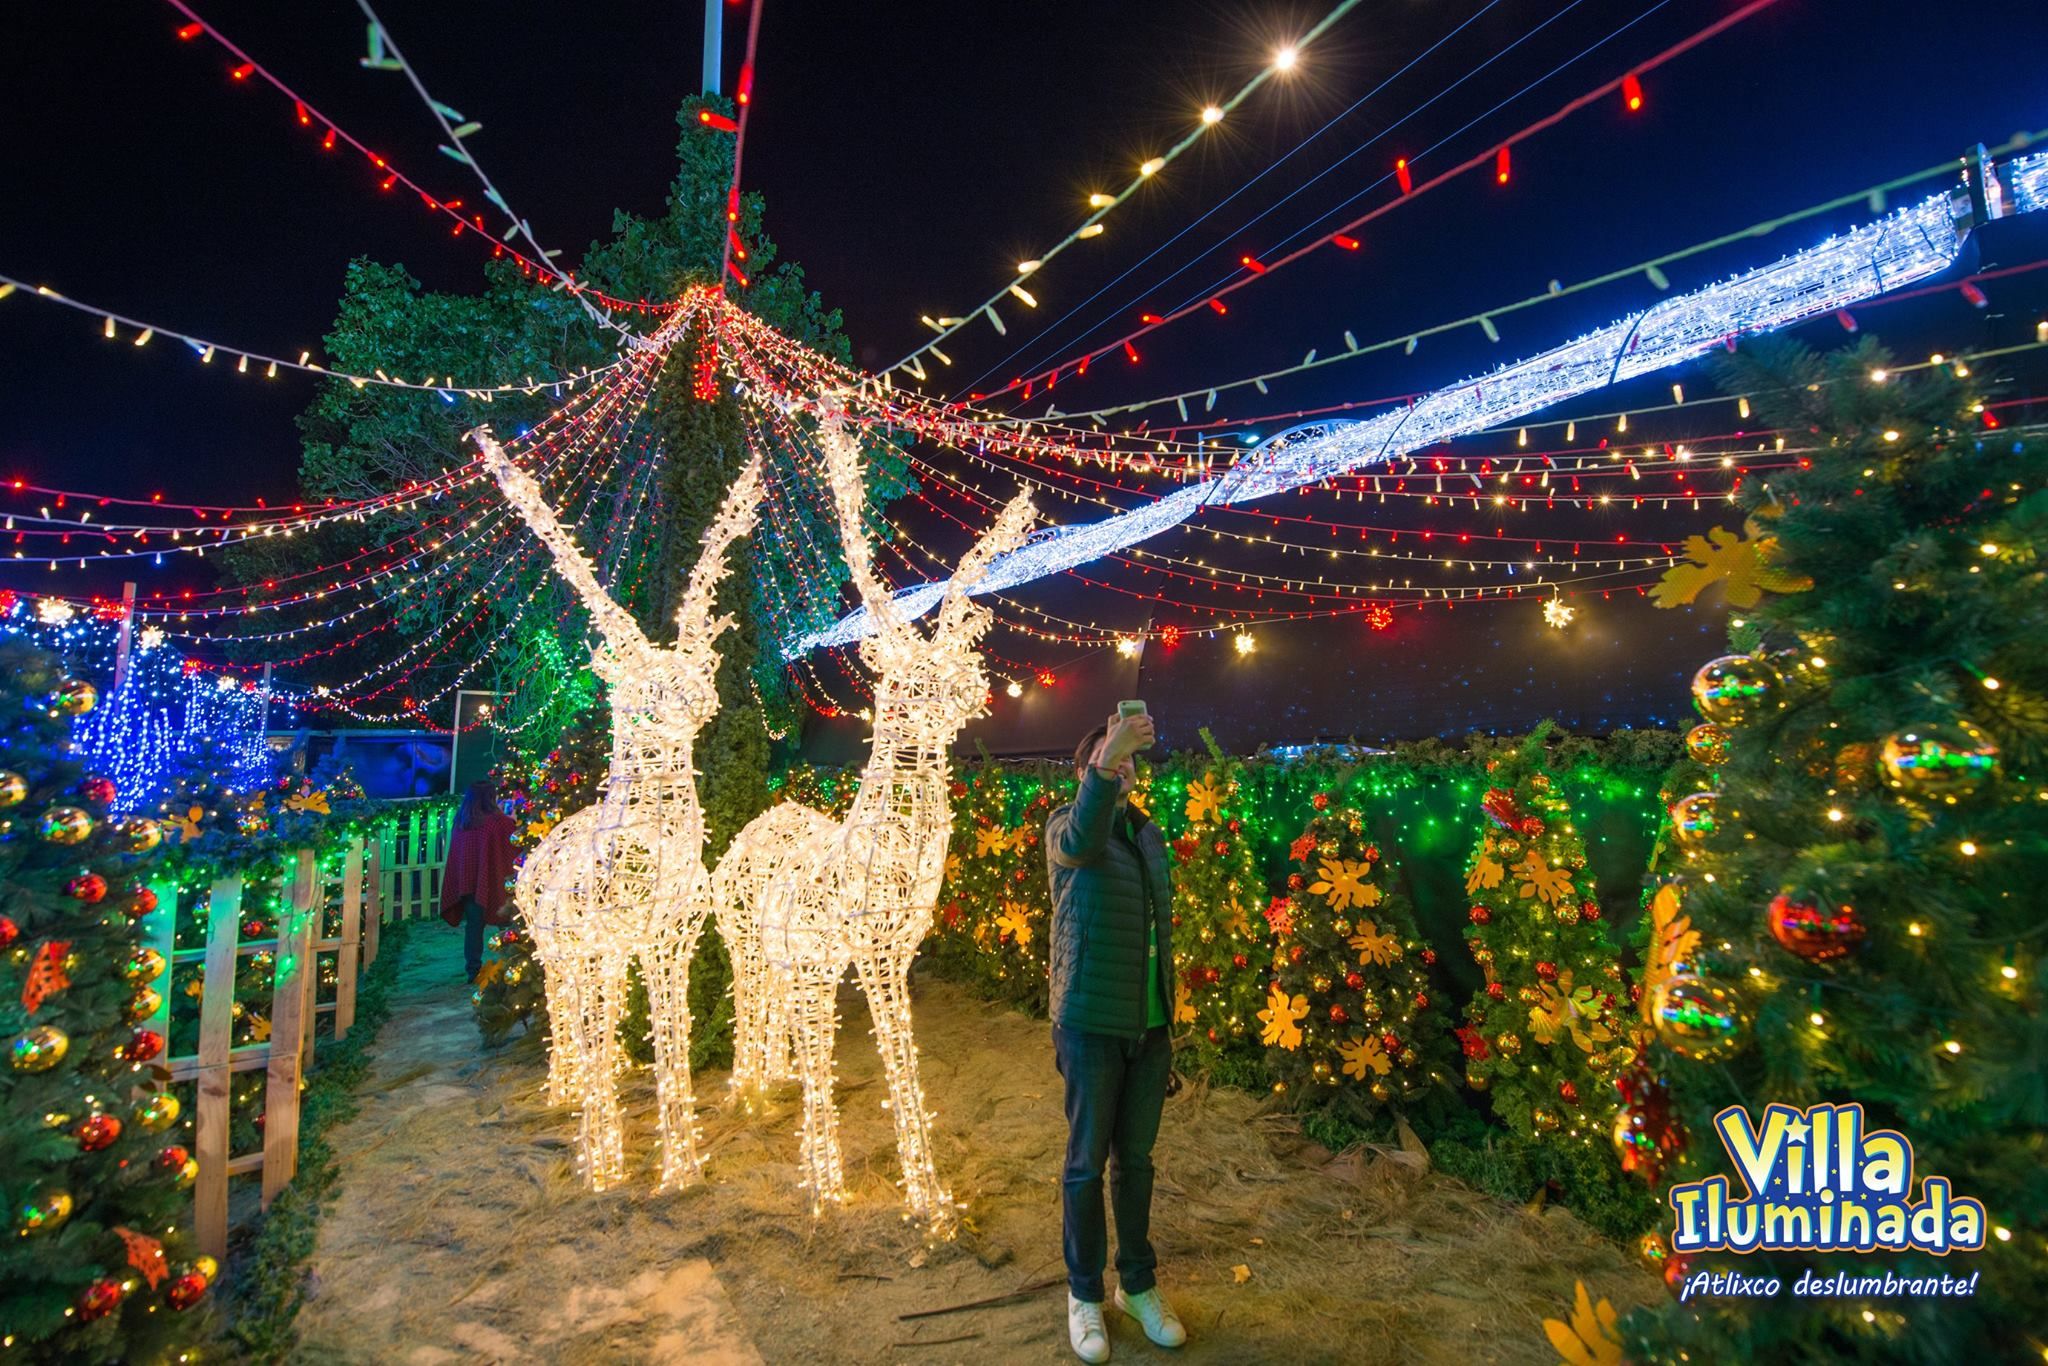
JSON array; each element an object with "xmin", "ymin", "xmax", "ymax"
[{"xmin": 4, "ymin": 0, "xmax": 2046, "ymax": 748}]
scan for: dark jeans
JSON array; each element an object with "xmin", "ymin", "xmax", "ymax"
[
  {"xmin": 459, "ymin": 897, "xmax": 486, "ymax": 979},
  {"xmin": 1052, "ymin": 1024, "xmax": 1171, "ymax": 1303}
]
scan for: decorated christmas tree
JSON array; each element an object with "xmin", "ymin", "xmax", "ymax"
[
  {"xmin": 0, "ymin": 637, "xmax": 212, "ymax": 1362},
  {"xmin": 473, "ymin": 923, "xmax": 545, "ymax": 1046},
  {"xmin": 1620, "ymin": 338, "xmax": 2047, "ymax": 1362},
  {"xmin": 1266, "ymin": 799, "xmax": 1455, "ymax": 1114},
  {"xmin": 931, "ymin": 762, "xmax": 1059, "ymax": 1011},
  {"xmin": 1457, "ymin": 728, "xmax": 1632, "ymax": 1145},
  {"xmin": 1173, "ymin": 734, "xmax": 1272, "ymax": 1080}
]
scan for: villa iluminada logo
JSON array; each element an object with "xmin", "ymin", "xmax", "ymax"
[{"xmin": 1670, "ymin": 1103, "xmax": 1986, "ymax": 1257}]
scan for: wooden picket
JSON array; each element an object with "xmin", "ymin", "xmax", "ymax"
[{"xmin": 154, "ymin": 802, "xmax": 454, "ymax": 1271}]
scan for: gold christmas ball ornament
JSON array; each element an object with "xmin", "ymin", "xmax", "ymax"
[
  {"xmin": 54, "ymin": 678, "xmax": 98, "ymax": 716},
  {"xmin": 18, "ymin": 1189, "xmax": 75, "ymax": 1234},
  {"xmin": 116, "ymin": 817, "xmax": 165, "ymax": 853},
  {"xmin": 1649, "ymin": 974, "xmax": 1748, "ymax": 1061},
  {"xmin": 1531, "ymin": 1107, "xmax": 1561, "ymax": 1133},
  {"xmin": 0, "ymin": 770, "xmax": 27, "ymax": 808},
  {"xmin": 124, "ymin": 988, "xmax": 163, "ymax": 1025},
  {"xmin": 1638, "ymin": 1231, "xmax": 1670, "ymax": 1267},
  {"xmin": 1878, "ymin": 722, "xmax": 2000, "ymax": 803},
  {"xmin": 134, "ymin": 1093, "xmax": 181, "ymax": 1132},
  {"xmin": 124, "ymin": 948, "xmax": 167, "ymax": 987},
  {"xmin": 192, "ymin": 1255, "xmax": 219, "ymax": 1282},
  {"xmin": 1690, "ymin": 654, "xmax": 1776, "ymax": 725},
  {"xmin": 175, "ymin": 1158, "xmax": 200, "ymax": 1189},
  {"xmin": 1465, "ymin": 1067, "xmax": 1490, "ymax": 1091},
  {"xmin": 11, "ymin": 1025, "xmax": 69, "ymax": 1072},
  {"xmin": 1833, "ymin": 742, "xmax": 1877, "ymax": 790},
  {"xmin": 1684, "ymin": 723, "xmax": 1732, "ymax": 766},
  {"xmin": 38, "ymin": 806, "xmax": 94, "ymax": 845},
  {"xmin": 1668, "ymin": 791, "xmax": 1720, "ymax": 846},
  {"xmin": 1497, "ymin": 1032, "xmax": 1523, "ymax": 1057}
]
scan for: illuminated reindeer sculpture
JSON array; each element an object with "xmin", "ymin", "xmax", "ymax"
[
  {"xmin": 719, "ymin": 421, "xmax": 1034, "ymax": 1222},
  {"xmin": 477, "ymin": 427, "xmax": 761, "ymax": 1191}
]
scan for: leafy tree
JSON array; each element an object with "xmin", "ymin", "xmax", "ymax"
[{"xmin": 1623, "ymin": 339, "xmax": 2048, "ymax": 1363}]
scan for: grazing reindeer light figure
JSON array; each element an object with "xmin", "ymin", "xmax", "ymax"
[
  {"xmin": 476, "ymin": 426, "xmax": 761, "ymax": 1192},
  {"xmin": 724, "ymin": 420, "xmax": 1034, "ymax": 1222}
]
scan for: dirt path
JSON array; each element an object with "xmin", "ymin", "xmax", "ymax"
[{"xmin": 294, "ymin": 928, "xmax": 1657, "ymax": 1365}]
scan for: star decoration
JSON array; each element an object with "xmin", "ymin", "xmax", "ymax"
[{"xmin": 1543, "ymin": 596, "xmax": 1576, "ymax": 629}]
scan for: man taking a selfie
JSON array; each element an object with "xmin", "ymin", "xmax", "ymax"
[{"xmin": 1045, "ymin": 706, "xmax": 1186, "ymax": 1362}]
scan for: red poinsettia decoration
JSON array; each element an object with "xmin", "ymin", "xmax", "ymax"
[
  {"xmin": 1455, "ymin": 1025, "xmax": 1491, "ymax": 1060},
  {"xmin": 1172, "ymin": 836, "xmax": 1199, "ymax": 861},
  {"xmin": 1288, "ymin": 832, "xmax": 1318, "ymax": 864},
  {"xmin": 1480, "ymin": 786, "xmax": 1525, "ymax": 831},
  {"xmin": 23, "ymin": 940, "xmax": 72, "ymax": 1013},
  {"xmin": 1263, "ymin": 896, "xmax": 1295, "ymax": 936}
]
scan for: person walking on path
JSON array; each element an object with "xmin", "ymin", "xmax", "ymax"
[
  {"xmin": 440, "ymin": 778, "xmax": 517, "ymax": 982},
  {"xmin": 1044, "ymin": 711, "xmax": 1188, "ymax": 1363}
]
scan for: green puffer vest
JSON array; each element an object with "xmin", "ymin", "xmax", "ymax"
[{"xmin": 1045, "ymin": 766, "xmax": 1174, "ymax": 1038}]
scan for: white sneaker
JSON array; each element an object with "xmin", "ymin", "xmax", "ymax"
[
  {"xmin": 1115, "ymin": 1286, "xmax": 1187, "ymax": 1348},
  {"xmin": 1068, "ymin": 1293, "xmax": 1111, "ymax": 1363}
]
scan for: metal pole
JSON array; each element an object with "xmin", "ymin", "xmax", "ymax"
[
  {"xmin": 112, "ymin": 581, "xmax": 137, "ymax": 692},
  {"xmin": 259, "ymin": 661, "xmax": 274, "ymax": 735},
  {"xmin": 702, "ymin": 0, "xmax": 723, "ymax": 94}
]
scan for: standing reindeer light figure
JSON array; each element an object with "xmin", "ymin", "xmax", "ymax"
[
  {"xmin": 721, "ymin": 420, "xmax": 1034, "ymax": 1223},
  {"xmin": 476, "ymin": 427, "xmax": 761, "ymax": 1192}
]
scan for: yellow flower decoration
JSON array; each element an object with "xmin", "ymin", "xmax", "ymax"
[
  {"xmin": 943, "ymin": 853, "xmax": 962, "ymax": 884},
  {"xmin": 284, "ymin": 789, "xmax": 331, "ymax": 815},
  {"xmin": 1347, "ymin": 920, "xmax": 1399, "ymax": 967},
  {"xmin": 1127, "ymin": 786, "xmax": 1150, "ymax": 815},
  {"xmin": 525, "ymin": 818, "xmax": 557, "ymax": 844},
  {"xmin": 474, "ymin": 960, "xmax": 505, "ymax": 989},
  {"xmin": 1641, "ymin": 883, "xmax": 1701, "ymax": 1024},
  {"xmin": 995, "ymin": 902, "xmax": 1034, "ymax": 947},
  {"xmin": 1465, "ymin": 852, "xmax": 1505, "ymax": 894},
  {"xmin": 1174, "ymin": 976, "xmax": 1196, "ymax": 1025},
  {"xmin": 1309, "ymin": 858, "xmax": 1381, "ymax": 911},
  {"xmin": 1515, "ymin": 850, "xmax": 1576, "ymax": 906},
  {"xmin": 246, "ymin": 1014, "xmax": 273, "ymax": 1043},
  {"xmin": 1542, "ymin": 1281, "xmax": 1624, "ymax": 1366},
  {"xmin": 1257, "ymin": 981, "xmax": 1309, "ymax": 1051},
  {"xmin": 1184, "ymin": 777, "xmax": 1224, "ymax": 825},
  {"xmin": 1528, "ymin": 971, "xmax": 1615, "ymax": 1054},
  {"xmin": 169, "ymin": 805, "xmax": 204, "ymax": 843},
  {"xmin": 1338, "ymin": 1035, "xmax": 1392, "ymax": 1080},
  {"xmin": 974, "ymin": 825, "xmax": 1011, "ymax": 857}
]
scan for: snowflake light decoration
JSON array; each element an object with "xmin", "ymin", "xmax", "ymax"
[{"xmin": 1544, "ymin": 597, "xmax": 1576, "ymax": 629}]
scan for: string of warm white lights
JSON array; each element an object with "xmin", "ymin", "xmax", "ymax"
[
  {"xmin": 880, "ymin": 0, "xmax": 1359, "ymax": 383},
  {"xmin": 786, "ymin": 152, "xmax": 2044, "ymax": 654},
  {"xmin": 961, "ymin": 0, "xmax": 1787, "ymax": 406}
]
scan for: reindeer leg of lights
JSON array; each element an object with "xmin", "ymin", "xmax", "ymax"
[
  {"xmin": 715, "ymin": 800, "xmax": 828, "ymax": 1099},
  {"xmin": 477, "ymin": 426, "xmax": 762, "ymax": 1190}
]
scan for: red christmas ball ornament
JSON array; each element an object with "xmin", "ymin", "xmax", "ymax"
[
  {"xmin": 1767, "ymin": 892, "xmax": 1866, "ymax": 961},
  {"xmin": 156, "ymin": 1144, "xmax": 192, "ymax": 1173},
  {"xmin": 949, "ymin": 782, "xmax": 967, "ymax": 799},
  {"xmin": 0, "ymin": 916, "xmax": 17, "ymax": 951},
  {"xmin": 1580, "ymin": 900, "xmax": 1601, "ymax": 922},
  {"xmin": 1535, "ymin": 961, "xmax": 1559, "ymax": 981},
  {"xmin": 1414, "ymin": 992, "xmax": 1430, "ymax": 1010},
  {"xmin": 1231, "ymin": 953, "xmax": 1249, "ymax": 970},
  {"xmin": 1467, "ymin": 905, "xmax": 1492, "ymax": 926},
  {"xmin": 65, "ymin": 873, "xmax": 108, "ymax": 904},
  {"xmin": 1519, "ymin": 816, "xmax": 1545, "ymax": 837},
  {"xmin": 1204, "ymin": 966, "xmax": 1222, "ymax": 985},
  {"xmin": 1344, "ymin": 972, "xmax": 1365, "ymax": 991},
  {"xmin": 1420, "ymin": 947, "xmax": 1437, "ymax": 966},
  {"xmin": 1286, "ymin": 872, "xmax": 1305, "ymax": 890},
  {"xmin": 166, "ymin": 1271, "xmax": 210, "ymax": 1310},
  {"xmin": 1311, "ymin": 792, "xmax": 1330, "ymax": 811},
  {"xmin": 1486, "ymin": 982, "xmax": 1506, "ymax": 1001},
  {"xmin": 1013, "ymin": 868, "xmax": 1027, "ymax": 882},
  {"xmin": 1173, "ymin": 837, "xmax": 1198, "ymax": 861},
  {"xmin": 73, "ymin": 1112, "xmax": 122, "ymax": 1152},
  {"xmin": 128, "ymin": 885, "xmax": 159, "ymax": 919},
  {"xmin": 1663, "ymin": 1254, "xmax": 1692, "ymax": 1298},
  {"xmin": 123, "ymin": 1028, "xmax": 165, "ymax": 1062},
  {"xmin": 76, "ymin": 1279, "xmax": 124, "ymax": 1321},
  {"xmin": 501, "ymin": 929, "xmax": 521, "ymax": 946},
  {"xmin": 1380, "ymin": 1032, "xmax": 1400, "ymax": 1054},
  {"xmin": 78, "ymin": 776, "xmax": 117, "ymax": 807},
  {"xmin": 1289, "ymin": 944, "xmax": 1306, "ymax": 964},
  {"xmin": 1227, "ymin": 818, "xmax": 1241, "ymax": 833},
  {"xmin": 1363, "ymin": 843, "xmax": 1380, "ymax": 863},
  {"xmin": 1211, "ymin": 839, "xmax": 1230, "ymax": 857},
  {"xmin": 1559, "ymin": 1080, "xmax": 1580, "ymax": 1105},
  {"xmin": 1207, "ymin": 1027, "xmax": 1220, "ymax": 1043},
  {"xmin": 1328, "ymin": 1004, "xmax": 1349, "ymax": 1025}
]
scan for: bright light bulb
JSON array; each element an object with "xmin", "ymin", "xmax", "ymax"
[
  {"xmin": 1115, "ymin": 637, "xmax": 1139, "ymax": 658},
  {"xmin": 1959, "ymin": 840, "xmax": 1978, "ymax": 856},
  {"xmin": 1980, "ymin": 542, "xmax": 1999, "ymax": 556},
  {"xmin": 1005, "ymin": 680, "xmax": 1022, "ymax": 698},
  {"xmin": 2001, "ymin": 965, "xmax": 2019, "ymax": 980},
  {"xmin": 1274, "ymin": 44, "xmax": 1299, "ymax": 70},
  {"xmin": 1201, "ymin": 105, "xmax": 1223, "ymax": 125},
  {"xmin": 1809, "ymin": 1012, "xmax": 1825, "ymax": 1027},
  {"xmin": 1869, "ymin": 368, "xmax": 1888, "ymax": 382},
  {"xmin": 1883, "ymin": 429, "xmax": 1901, "ymax": 441},
  {"xmin": 1088, "ymin": 192, "xmax": 1113, "ymax": 208},
  {"xmin": 1234, "ymin": 632, "xmax": 1256, "ymax": 655},
  {"xmin": 1943, "ymin": 1040, "xmax": 1962, "ymax": 1055},
  {"xmin": 1139, "ymin": 157, "xmax": 1164, "ymax": 177}
]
